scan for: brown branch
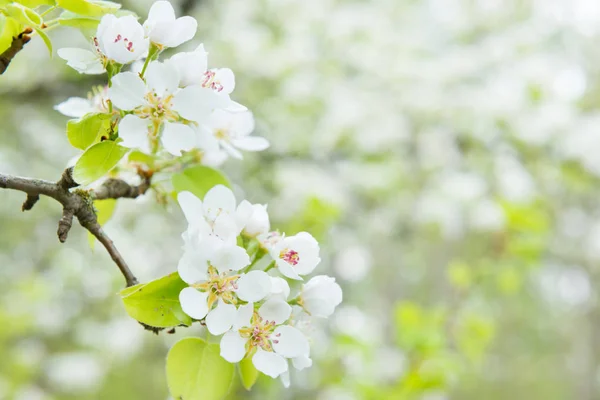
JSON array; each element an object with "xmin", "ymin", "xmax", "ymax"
[
  {"xmin": 22, "ymin": 194, "xmax": 40, "ymax": 211},
  {"xmin": 0, "ymin": 30, "xmax": 32, "ymax": 75},
  {"xmin": 0, "ymin": 168, "xmax": 139, "ymax": 287},
  {"xmin": 93, "ymin": 174, "xmax": 152, "ymax": 200}
]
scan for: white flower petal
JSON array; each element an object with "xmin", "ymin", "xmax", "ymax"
[
  {"xmin": 172, "ymin": 85, "xmax": 223, "ymax": 121},
  {"xmin": 167, "ymin": 44, "xmax": 208, "ymax": 87},
  {"xmin": 161, "ymin": 122, "xmax": 196, "ymax": 156},
  {"xmin": 224, "ymin": 101, "xmax": 248, "ymax": 113},
  {"xmin": 220, "ymin": 331, "xmax": 247, "ymax": 363},
  {"xmin": 212, "ymin": 213, "xmax": 239, "ymax": 243},
  {"xmin": 108, "ymin": 72, "xmax": 146, "ymax": 110},
  {"xmin": 54, "ymin": 97, "xmax": 94, "ymax": 118},
  {"xmin": 145, "ymin": 61, "xmax": 180, "ymax": 97},
  {"xmin": 272, "ymin": 325, "xmax": 310, "ymax": 358},
  {"xmin": 236, "ymin": 271, "xmax": 272, "ymax": 302},
  {"xmin": 276, "ymin": 260, "xmax": 302, "ymax": 281},
  {"xmin": 177, "ymin": 191, "xmax": 203, "ymax": 223},
  {"xmin": 232, "ymin": 136, "xmax": 270, "ymax": 152},
  {"xmin": 302, "ymin": 297, "xmax": 335, "ymax": 318},
  {"xmin": 214, "ymin": 68, "xmax": 235, "ymax": 94},
  {"xmin": 179, "ymin": 287, "xmax": 209, "ymax": 320},
  {"xmin": 204, "ymin": 184, "xmax": 237, "ymax": 215},
  {"xmin": 211, "ymin": 245, "xmax": 250, "ymax": 273},
  {"xmin": 235, "ymin": 200, "xmax": 254, "ymax": 233},
  {"xmin": 206, "ymin": 301, "xmax": 237, "ymax": 335},
  {"xmin": 235, "ymin": 302, "xmax": 253, "ymax": 329},
  {"xmin": 146, "ymin": 0, "xmax": 175, "ymax": 23},
  {"xmin": 258, "ymin": 298, "xmax": 291, "ymax": 325},
  {"xmin": 157, "ymin": 16, "xmax": 197, "ymax": 48},
  {"xmin": 117, "ymin": 114, "xmax": 149, "ymax": 151},
  {"xmin": 292, "ymin": 355, "xmax": 313, "ymax": 371},
  {"xmin": 57, "ymin": 48, "xmax": 104, "ymax": 74},
  {"xmin": 269, "ymin": 277, "xmax": 290, "ymax": 300},
  {"xmin": 177, "ymin": 249, "xmax": 208, "ymax": 285},
  {"xmin": 280, "ymin": 369, "xmax": 290, "ymax": 388},
  {"xmin": 220, "ymin": 140, "xmax": 244, "ymax": 160},
  {"xmin": 252, "ymin": 349, "xmax": 288, "ymax": 378}
]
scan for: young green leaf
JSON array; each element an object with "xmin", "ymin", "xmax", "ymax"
[
  {"xmin": 0, "ymin": 16, "xmax": 22, "ymax": 54},
  {"xmin": 238, "ymin": 357, "xmax": 259, "ymax": 390},
  {"xmin": 119, "ymin": 272, "xmax": 192, "ymax": 328},
  {"xmin": 167, "ymin": 338, "xmax": 235, "ymax": 400},
  {"xmin": 72, "ymin": 140, "xmax": 127, "ymax": 185},
  {"xmin": 32, "ymin": 26, "xmax": 52, "ymax": 55},
  {"xmin": 67, "ymin": 113, "xmax": 111, "ymax": 150},
  {"xmin": 5, "ymin": 3, "xmax": 42, "ymax": 26},
  {"xmin": 172, "ymin": 165, "xmax": 231, "ymax": 199},
  {"xmin": 10, "ymin": 0, "xmax": 55, "ymax": 7},
  {"xmin": 56, "ymin": 0, "xmax": 120, "ymax": 17}
]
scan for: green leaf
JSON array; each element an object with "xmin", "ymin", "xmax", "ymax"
[
  {"xmin": 238, "ymin": 358, "xmax": 259, "ymax": 391},
  {"xmin": 5, "ymin": 4, "xmax": 42, "ymax": 26},
  {"xmin": 172, "ymin": 165, "xmax": 231, "ymax": 199},
  {"xmin": 9, "ymin": 0, "xmax": 55, "ymax": 7},
  {"xmin": 67, "ymin": 113, "xmax": 111, "ymax": 150},
  {"xmin": 87, "ymin": 198, "xmax": 116, "ymax": 248},
  {"xmin": 167, "ymin": 338, "xmax": 235, "ymax": 400},
  {"xmin": 58, "ymin": 10, "xmax": 100, "ymax": 36},
  {"xmin": 56, "ymin": 0, "xmax": 120, "ymax": 17},
  {"xmin": 128, "ymin": 150, "xmax": 155, "ymax": 168},
  {"xmin": 0, "ymin": 15, "xmax": 23, "ymax": 54},
  {"xmin": 72, "ymin": 140, "xmax": 127, "ymax": 185},
  {"xmin": 32, "ymin": 26, "xmax": 52, "ymax": 54},
  {"xmin": 119, "ymin": 272, "xmax": 192, "ymax": 328}
]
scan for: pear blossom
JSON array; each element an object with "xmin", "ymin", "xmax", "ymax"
[
  {"xmin": 178, "ymin": 233, "xmax": 272, "ymax": 334},
  {"xmin": 299, "ymin": 275, "xmax": 343, "ymax": 318},
  {"xmin": 58, "ymin": 14, "xmax": 148, "ymax": 74},
  {"xmin": 54, "ymin": 86, "xmax": 109, "ymax": 118},
  {"xmin": 108, "ymin": 61, "xmax": 203, "ymax": 155},
  {"xmin": 220, "ymin": 299, "xmax": 310, "ymax": 378},
  {"xmin": 177, "ymin": 186, "xmax": 253, "ymax": 242},
  {"xmin": 166, "ymin": 45, "xmax": 236, "ymax": 117},
  {"xmin": 270, "ymin": 232, "xmax": 321, "ymax": 280},
  {"xmin": 202, "ymin": 109, "xmax": 270, "ymax": 160},
  {"xmin": 143, "ymin": 1, "xmax": 197, "ymax": 49}
]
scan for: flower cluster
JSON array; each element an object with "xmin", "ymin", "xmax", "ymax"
[
  {"xmin": 56, "ymin": 1, "xmax": 268, "ymax": 163},
  {"xmin": 177, "ymin": 185, "xmax": 343, "ymax": 383}
]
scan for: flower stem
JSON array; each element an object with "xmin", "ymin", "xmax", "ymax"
[
  {"xmin": 242, "ymin": 249, "xmax": 266, "ymax": 273},
  {"xmin": 264, "ymin": 261, "xmax": 276, "ymax": 272}
]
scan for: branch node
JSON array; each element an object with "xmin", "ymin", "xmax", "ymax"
[
  {"xmin": 57, "ymin": 208, "xmax": 75, "ymax": 243},
  {"xmin": 57, "ymin": 167, "xmax": 78, "ymax": 191},
  {"xmin": 22, "ymin": 194, "xmax": 39, "ymax": 211}
]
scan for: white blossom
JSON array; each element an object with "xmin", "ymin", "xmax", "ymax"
[
  {"xmin": 201, "ymin": 109, "xmax": 269, "ymax": 160},
  {"xmin": 219, "ymin": 300, "xmax": 310, "ymax": 378},
  {"xmin": 270, "ymin": 232, "xmax": 321, "ymax": 280},
  {"xmin": 143, "ymin": 1, "xmax": 197, "ymax": 49},
  {"xmin": 300, "ymin": 275, "xmax": 343, "ymax": 318},
  {"xmin": 108, "ymin": 61, "xmax": 204, "ymax": 155},
  {"xmin": 54, "ymin": 86, "xmax": 110, "ymax": 118},
  {"xmin": 58, "ymin": 14, "xmax": 148, "ymax": 73},
  {"xmin": 177, "ymin": 186, "xmax": 252, "ymax": 242}
]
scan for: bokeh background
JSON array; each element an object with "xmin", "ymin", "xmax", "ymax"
[{"xmin": 1, "ymin": 0, "xmax": 600, "ymax": 398}]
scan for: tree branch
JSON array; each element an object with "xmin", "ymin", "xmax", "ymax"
[
  {"xmin": 0, "ymin": 168, "xmax": 141, "ymax": 287},
  {"xmin": 0, "ymin": 30, "xmax": 32, "ymax": 75}
]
